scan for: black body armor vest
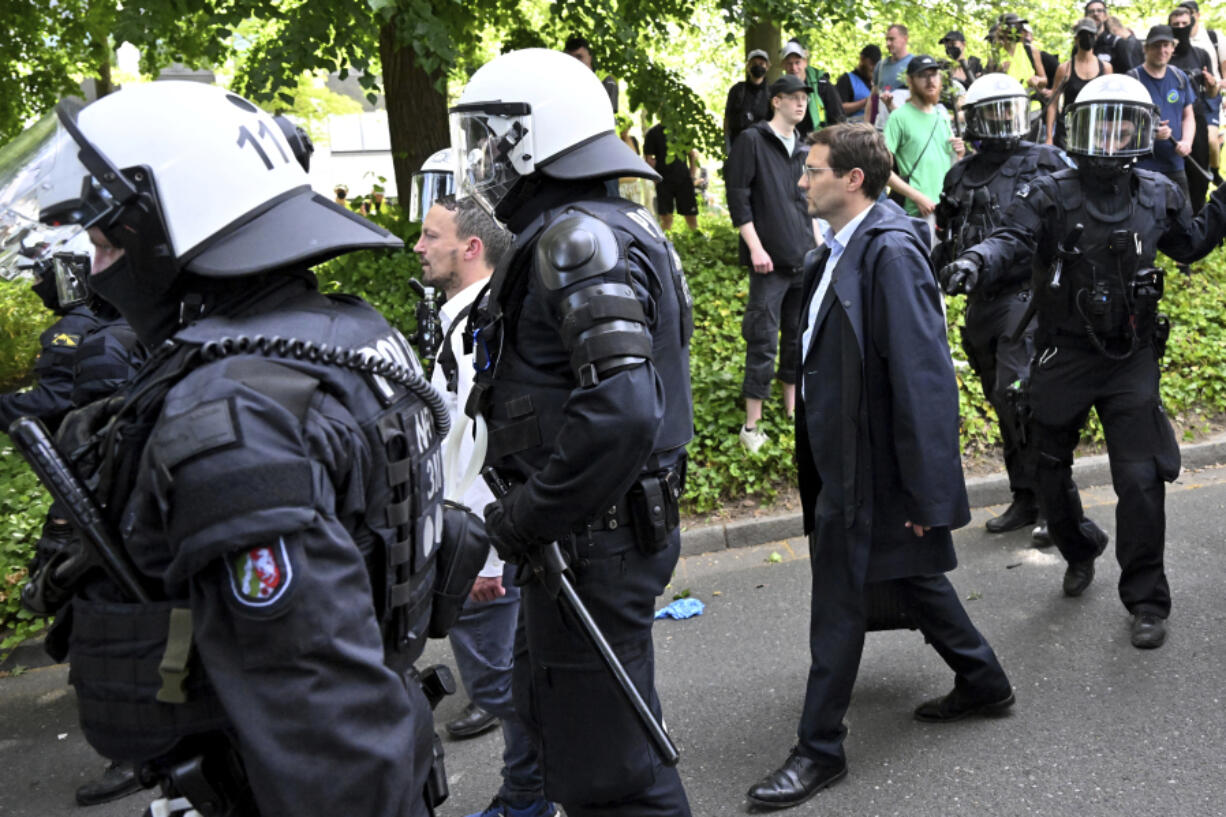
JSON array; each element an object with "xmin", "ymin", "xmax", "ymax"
[
  {"xmin": 473, "ymin": 198, "xmax": 694, "ymax": 477},
  {"xmin": 65, "ymin": 287, "xmax": 444, "ymax": 762},
  {"xmin": 1033, "ymin": 168, "xmax": 1170, "ymax": 351}
]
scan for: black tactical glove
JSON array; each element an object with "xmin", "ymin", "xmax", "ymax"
[
  {"xmin": 939, "ymin": 256, "xmax": 981, "ymax": 295},
  {"xmin": 482, "ymin": 494, "xmax": 538, "ymax": 564}
]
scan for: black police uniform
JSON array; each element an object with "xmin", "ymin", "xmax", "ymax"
[
  {"xmin": 473, "ymin": 187, "xmax": 694, "ymax": 816},
  {"xmin": 0, "ymin": 306, "xmax": 104, "ymax": 434},
  {"xmin": 934, "ymin": 142, "xmax": 1069, "ymax": 509},
  {"xmin": 56, "ymin": 274, "xmax": 445, "ymax": 817},
  {"xmin": 964, "ymin": 169, "xmax": 1226, "ymax": 617}
]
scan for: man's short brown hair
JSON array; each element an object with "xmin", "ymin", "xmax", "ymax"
[{"xmin": 807, "ymin": 123, "xmax": 893, "ymax": 200}]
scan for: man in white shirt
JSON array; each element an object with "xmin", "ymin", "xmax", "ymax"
[{"xmin": 414, "ymin": 196, "xmax": 556, "ymax": 817}]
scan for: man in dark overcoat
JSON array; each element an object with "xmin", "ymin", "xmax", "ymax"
[{"xmin": 746, "ymin": 123, "xmax": 1015, "ymax": 811}]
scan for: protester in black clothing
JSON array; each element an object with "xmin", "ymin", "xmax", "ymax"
[
  {"xmin": 1047, "ymin": 18, "xmax": 1114, "ymax": 149},
  {"xmin": 939, "ymin": 30, "xmax": 984, "ymax": 90},
  {"xmin": 644, "ymin": 123, "xmax": 699, "ymax": 230},
  {"xmin": 725, "ymin": 49, "xmax": 772, "ymax": 154},
  {"xmin": 726, "ymin": 74, "xmax": 818, "ymax": 452},
  {"xmin": 1171, "ymin": 4, "xmax": 1220, "ymax": 211},
  {"xmin": 836, "ymin": 45, "xmax": 881, "ymax": 122}
]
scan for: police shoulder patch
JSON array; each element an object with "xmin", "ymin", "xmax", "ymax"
[
  {"xmin": 226, "ymin": 538, "xmax": 294, "ymax": 609},
  {"xmin": 1017, "ymin": 183, "xmax": 1031, "ymax": 198},
  {"xmin": 51, "ymin": 332, "xmax": 81, "ymax": 347}
]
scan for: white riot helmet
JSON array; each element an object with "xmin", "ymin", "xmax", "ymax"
[
  {"xmin": 0, "ymin": 81, "xmax": 400, "ymax": 284},
  {"xmin": 1063, "ymin": 74, "xmax": 1157, "ymax": 160},
  {"xmin": 962, "ymin": 74, "xmax": 1030, "ymax": 146},
  {"xmin": 408, "ymin": 148, "xmax": 455, "ymax": 223},
  {"xmin": 449, "ymin": 48, "xmax": 657, "ymax": 218}
]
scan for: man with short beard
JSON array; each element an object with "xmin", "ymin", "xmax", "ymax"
[{"xmin": 885, "ymin": 55, "xmax": 965, "ymax": 225}]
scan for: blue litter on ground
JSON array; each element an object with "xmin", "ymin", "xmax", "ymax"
[{"xmin": 654, "ymin": 597, "xmax": 705, "ymax": 620}]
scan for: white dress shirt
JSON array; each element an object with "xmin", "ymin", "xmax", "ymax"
[{"xmin": 800, "ymin": 202, "xmax": 876, "ymax": 380}]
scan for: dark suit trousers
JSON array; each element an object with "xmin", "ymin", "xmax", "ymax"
[{"xmin": 796, "ymin": 516, "xmax": 1011, "ymax": 764}]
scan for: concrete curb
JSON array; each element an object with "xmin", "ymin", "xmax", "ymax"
[{"xmin": 678, "ymin": 431, "xmax": 1226, "ymax": 558}]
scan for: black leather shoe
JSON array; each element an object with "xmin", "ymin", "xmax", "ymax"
[
  {"xmin": 914, "ymin": 687, "xmax": 1015, "ymax": 723},
  {"xmin": 1131, "ymin": 613, "xmax": 1167, "ymax": 649},
  {"xmin": 75, "ymin": 761, "xmax": 142, "ymax": 806},
  {"xmin": 985, "ymin": 494, "xmax": 1038, "ymax": 533},
  {"xmin": 746, "ymin": 749, "xmax": 847, "ymax": 810},
  {"xmin": 1062, "ymin": 559, "xmax": 1095, "ymax": 596},
  {"xmin": 445, "ymin": 702, "xmax": 498, "ymax": 739},
  {"xmin": 1031, "ymin": 523, "xmax": 1052, "ymax": 548}
]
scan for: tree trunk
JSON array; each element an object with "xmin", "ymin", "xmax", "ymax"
[
  {"xmin": 379, "ymin": 22, "xmax": 448, "ymax": 203},
  {"xmin": 746, "ymin": 21, "xmax": 781, "ymax": 83}
]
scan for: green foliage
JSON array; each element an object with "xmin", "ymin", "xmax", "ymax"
[
  {"xmin": 0, "ymin": 445, "xmax": 50, "ymax": 659},
  {"xmin": 0, "ymin": 280, "xmax": 54, "ymax": 393}
]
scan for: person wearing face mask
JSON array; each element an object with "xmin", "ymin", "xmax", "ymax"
[
  {"xmin": 1169, "ymin": 4, "xmax": 1220, "ymax": 212},
  {"xmin": 939, "ymin": 31, "xmax": 984, "ymax": 90},
  {"xmin": 1177, "ymin": 1, "xmax": 1226, "ymax": 180},
  {"xmin": 940, "ymin": 73, "xmax": 1226, "ymax": 652},
  {"xmin": 1047, "ymin": 18, "xmax": 1115, "ymax": 150},
  {"xmin": 725, "ymin": 49, "xmax": 773, "ymax": 155}
]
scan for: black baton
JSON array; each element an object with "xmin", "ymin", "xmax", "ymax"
[
  {"xmin": 9, "ymin": 416, "xmax": 151, "ymax": 603},
  {"xmin": 483, "ymin": 468, "xmax": 680, "ymax": 767}
]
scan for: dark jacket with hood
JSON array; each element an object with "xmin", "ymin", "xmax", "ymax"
[{"xmin": 725, "ymin": 119, "xmax": 816, "ymax": 271}]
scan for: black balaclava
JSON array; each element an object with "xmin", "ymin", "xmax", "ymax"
[
  {"xmin": 88, "ymin": 254, "xmax": 184, "ymax": 347},
  {"xmin": 499, "ymin": 176, "xmax": 609, "ymax": 234},
  {"xmin": 31, "ymin": 268, "xmax": 64, "ymax": 314},
  {"xmin": 1173, "ymin": 25, "xmax": 1193, "ymax": 54}
]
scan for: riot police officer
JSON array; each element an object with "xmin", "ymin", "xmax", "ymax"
[
  {"xmin": 452, "ymin": 48, "xmax": 694, "ymax": 816},
  {"xmin": 935, "ymin": 74, "xmax": 1072, "ymax": 542},
  {"xmin": 0, "ymin": 233, "xmax": 139, "ymax": 435},
  {"xmin": 942, "ymin": 74, "xmax": 1226, "ymax": 650},
  {"xmin": 1, "ymin": 83, "xmax": 452, "ymax": 815}
]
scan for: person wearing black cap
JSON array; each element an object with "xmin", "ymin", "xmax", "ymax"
[
  {"xmin": 0, "ymin": 81, "xmax": 454, "ymax": 815},
  {"xmin": 1178, "ymin": 0, "xmax": 1226, "ymax": 179},
  {"xmin": 885, "ymin": 55, "xmax": 965, "ymax": 225},
  {"xmin": 940, "ymin": 30, "xmax": 984, "ymax": 89},
  {"xmin": 725, "ymin": 48, "xmax": 773, "ymax": 154},
  {"xmin": 1128, "ymin": 24, "xmax": 1196, "ymax": 200},
  {"xmin": 1046, "ymin": 18, "xmax": 1114, "ymax": 150},
  {"xmin": 726, "ymin": 73, "xmax": 818, "ymax": 452},
  {"xmin": 1169, "ymin": 3, "xmax": 1220, "ymax": 211}
]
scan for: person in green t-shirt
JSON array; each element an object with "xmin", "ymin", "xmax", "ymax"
[{"xmin": 885, "ymin": 54, "xmax": 966, "ymax": 224}]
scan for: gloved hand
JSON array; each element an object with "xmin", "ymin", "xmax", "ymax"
[
  {"xmin": 29, "ymin": 519, "xmax": 75, "ymax": 575},
  {"xmin": 482, "ymin": 495, "xmax": 537, "ymax": 564},
  {"xmin": 939, "ymin": 256, "xmax": 981, "ymax": 295}
]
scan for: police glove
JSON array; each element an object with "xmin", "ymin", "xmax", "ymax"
[
  {"xmin": 483, "ymin": 496, "xmax": 537, "ymax": 564},
  {"xmin": 939, "ymin": 256, "xmax": 981, "ymax": 295}
]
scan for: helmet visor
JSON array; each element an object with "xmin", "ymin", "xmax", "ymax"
[
  {"xmin": 1064, "ymin": 102, "xmax": 1155, "ymax": 157},
  {"xmin": 449, "ymin": 109, "xmax": 533, "ymax": 214},
  {"xmin": 0, "ymin": 115, "xmax": 92, "ymax": 282},
  {"xmin": 964, "ymin": 97, "xmax": 1030, "ymax": 140},
  {"xmin": 408, "ymin": 169, "xmax": 455, "ymax": 222}
]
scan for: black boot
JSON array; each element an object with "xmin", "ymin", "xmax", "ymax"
[
  {"xmin": 986, "ymin": 492, "xmax": 1038, "ymax": 533},
  {"xmin": 75, "ymin": 761, "xmax": 142, "ymax": 806}
]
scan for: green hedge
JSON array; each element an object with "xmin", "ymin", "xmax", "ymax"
[{"xmin": 4, "ymin": 206, "xmax": 1226, "ymax": 657}]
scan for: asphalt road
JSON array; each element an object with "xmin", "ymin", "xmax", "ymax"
[{"xmin": 3, "ymin": 465, "xmax": 1226, "ymax": 817}]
